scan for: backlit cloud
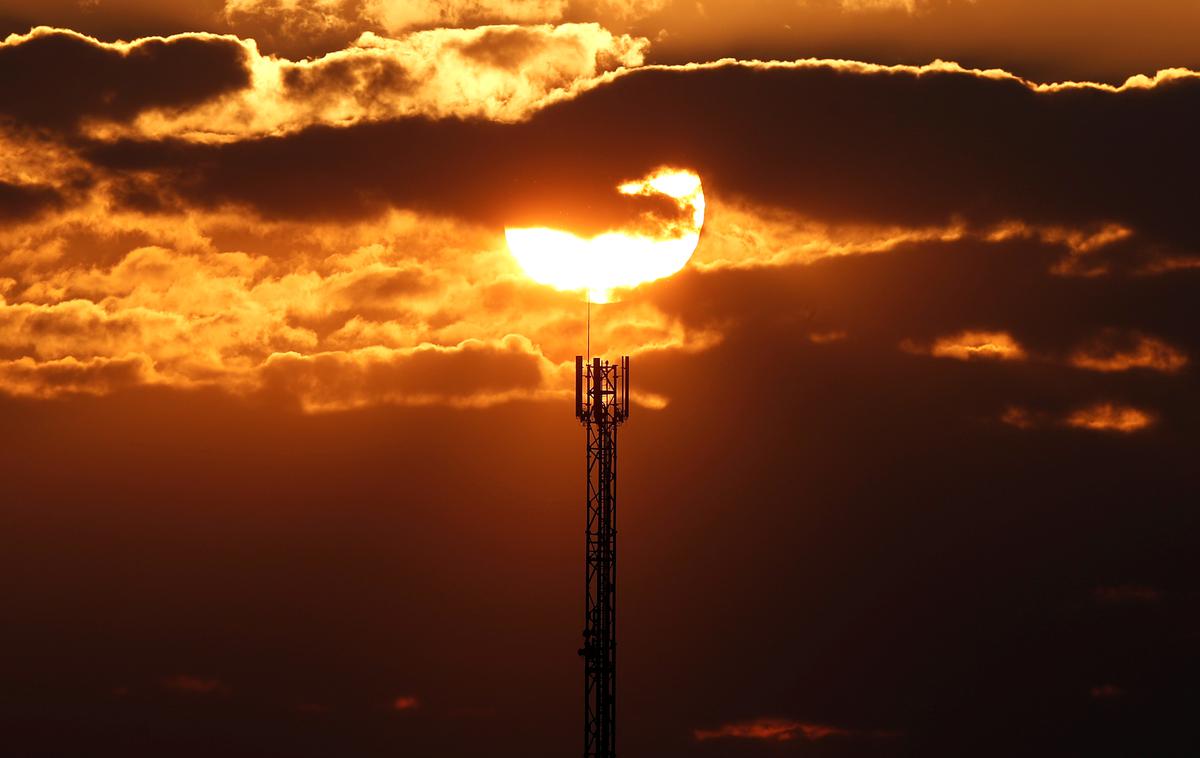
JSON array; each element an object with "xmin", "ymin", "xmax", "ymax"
[
  {"xmin": 222, "ymin": 0, "xmax": 669, "ymax": 40},
  {"xmin": 75, "ymin": 50, "xmax": 1200, "ymax": 275},
  {"xmin": 1, "ymin": 24, "xmax": 1197, "ymax": 416},
  {"xmin": 692, "ymin": 201, "xmax": 967, "ymax": 271},
  {"xmin": 1, "ymin": 24, "xmax": 646, "ymax": 144},
  {"xmin": 12, "ymin": 24, "xmax": 1197, "ymax": 152},
  {"xmin": 367, "ymin": 0, "xmax": 567, "ymax": 30},
  {"xmin": 105, "ymin": 24, "xmax": 647, "ymax": 141},
  {"xmin": 0, "ymin": 204, "xmax": 715, "ymax": 408}
]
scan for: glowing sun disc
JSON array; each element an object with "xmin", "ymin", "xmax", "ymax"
[{"xmin": 506, "ymin": 168, "xmax": 705, "ymax": 303}]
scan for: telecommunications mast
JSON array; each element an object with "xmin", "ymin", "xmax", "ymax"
[{"xmin": 575, "ymin": 354, "xmax": 629, "ymax": 758}]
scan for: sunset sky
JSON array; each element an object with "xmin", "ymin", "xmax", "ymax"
[{"xmin": 2, "ymin": 2, "xmax": 1198, "ymax": 756}]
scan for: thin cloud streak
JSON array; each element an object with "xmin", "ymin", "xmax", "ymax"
[{"xmin": 692, "ymin": 716, "xmax": 898, "ymax": 742}]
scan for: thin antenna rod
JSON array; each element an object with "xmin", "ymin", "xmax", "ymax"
[{"xmin": 587, "ymin": 292, "xmax": 591, "ymax": 361}]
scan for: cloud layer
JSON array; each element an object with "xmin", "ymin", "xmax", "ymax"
[{"xmin": 0, "ymin": 23, "xmax": 1195, "ymax": 428}]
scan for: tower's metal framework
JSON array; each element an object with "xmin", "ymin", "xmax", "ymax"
[{"xmin": 575, "ymin": 355, "xmax": 629, "ymax": 758}]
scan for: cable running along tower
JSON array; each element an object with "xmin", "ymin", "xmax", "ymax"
[{"xmin": 575, "ymin": 354, "xmax": 629, "ymax": 758}]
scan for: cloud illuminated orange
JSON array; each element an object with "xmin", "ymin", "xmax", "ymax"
[
  {"xmin": 0, "ymin": 203, "xmax": 722, "ymax": 409},
  {"xmin": 694, "ymin": 718, "xmax": 851, "ymax": 742},
  {"xmin": 1069, "ymin": 332, "xmax": 1187, "ymax": 373},
  {"xmin": 126, "ymin": 23, "xmax": 645, "ymax": 140},
  {"xmin": 225, "ymin": 0, "xmax": 569, "ymax": 35},
  {"xmin": 904, "ymin": 331, "xmax": 1026, "ymax": 361},
  {"xmin": 0, "ymin": 22, "xmax": 1195, "ymax": 415},
  {"xmin": 1065, "ymin": 403, "xmax": 1153, "ymax": 433},
  {"xmin": 223, "ymin": 0, "xmax": 671, "ymax": 38},
  {"xmin": 1003, "ymin": 404, "xmax": 1156, "ymax": 433}
]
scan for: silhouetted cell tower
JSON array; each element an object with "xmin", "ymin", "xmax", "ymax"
[{"xmin": 575, "ymin": 354, "xmax": 629, "ymax": 758}]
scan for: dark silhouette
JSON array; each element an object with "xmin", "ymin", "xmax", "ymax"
[{"xmin": 576, "ymin": 355, "xmax": 629, "ymax": 758}]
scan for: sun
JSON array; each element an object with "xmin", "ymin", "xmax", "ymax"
[{"xmin": 505, "ymin": 168, "xmax": 705, "ymax": 303}]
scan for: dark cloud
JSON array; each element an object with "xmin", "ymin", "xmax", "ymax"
[
  {"xmin": 0, "ymin": 179, "xmax": 63, "ymax": 221},
  {"xmin": 84, "ymin": 62, "xmax": 1200, "ymax": 262},
  {"xmin": 638, "ymin": 0, "xmax": 1200, "ymax": 84},
  {"xmin": 107, "ymin": 173, "xmax": 185, "ymax": 215},
  {"xmin": 0, "ymin": 28, "xmax": 250, "ymax": 132}
]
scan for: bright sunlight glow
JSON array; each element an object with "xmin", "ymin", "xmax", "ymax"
[{"xmin": 506, "ymin": 168, "xmax": 705, "ymax": 302}]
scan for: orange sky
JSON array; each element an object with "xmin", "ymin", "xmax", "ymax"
[{"xmin": 1, "ymin": 2, "xmax": 1198, "ymax": 757}]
